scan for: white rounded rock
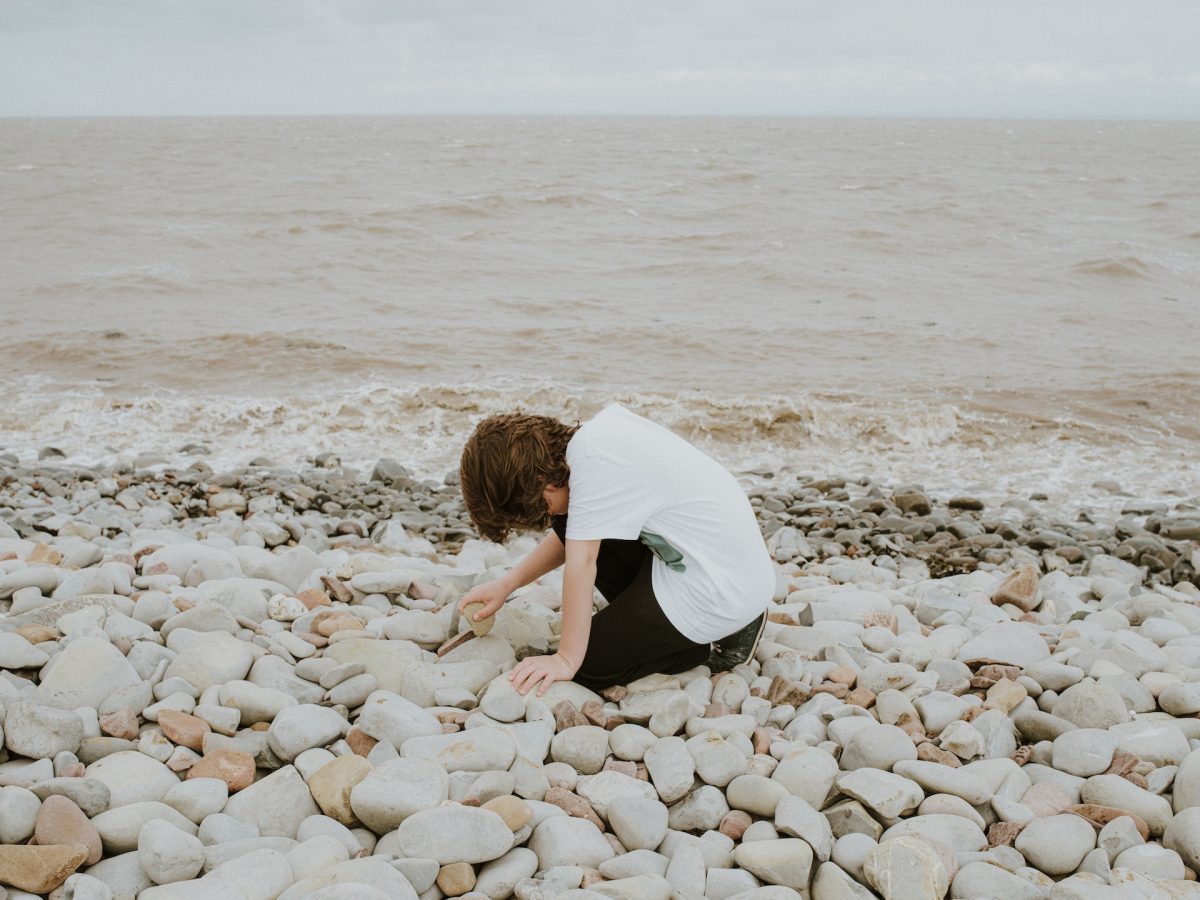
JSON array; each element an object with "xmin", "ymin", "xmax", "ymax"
[
  {"xmin": 1159, "ymin": 682, "xmax": 1200, "ymax": 716},
  {"xmin": 295, "ymin": 747, "xmax": 338, "ymax": 781},
  {"xmin": 276, "ymin": 630, "xmax": 316, "ymax": 659},
  {"xmin": 1015, "ymin": 813, "xmax": 1096, "ymax": 875},
  {"xmin": 732, "ymin": 838, "xmax": 815, "ymax": 891},
  {"xmin": 1113, "ymin": 843, "xmax": 1185, "ymax": 881},
  {"xmin": 1111, "ymin": 720, "xmax": 1189, "ymax": 768},
  {"xmin": 203, "ymin": 847, "xmax": 295, "ymax": 899},
  {"xmin": 686, "ymin": 731, "xmax": 749, "ymax": 788},
  {"xmin": 286, "ymin": 847, "xmax": 412, "ymax": 898},
  {"xmin": 1098, "ymin": 815, "xmax": 1143, "ymax": 862},
  {"xmin": 667, "ymin": 785, "xmax": 729, "ymax": 833},
  {"xmin": 1052, "ymin": 728, "xmax": 1119, "ymax": 777},
  {"xmin": 665, "ymin": 843, "xmax": 705, "ymax": 897},
  {"xmin": 643, "ymin": 737, "xmax": 695, "ymax": 804},
  {"xmin": 389, "ymin": 856, "xmax": 438, "ymax": 893},
  {"xmin": 401, "ymin": 726, "xmax": 517, "ymax": 772},
  {"xmin": 218, "ymin": 680, "xmax": 298, "ymax": 725},
  {"xmin": 609, "ymin": 723, "xmax": 657, "ymax": 762},
  {"xmin": 1164, "ymin": 806, "xmax": 1200, "ymax": 871},
  {"xmin": 529, "ymin": 815, "xmax": 616, "ymax": 869},
  {"xmin": 880, "ymin": 814, "xmax": 985, "ymax": 854},
  {"xmin": 920, "ymin": 793, "xmax": 986, "ymax": 829},
  {"xmin": 165, "ymin": 631, "xmax": 255, "ymax": 693},
  {"xmin": 955, "ymin": 623, "xmax": 1049, "ymax": 668},
  {"xmin": 198, "ymin": 811, "xmax": 259, "ymax": 845},
  {"xmin": 775, "ymin": 794, "xmax": 834, "ymax": 861},
  {"xmin": 607, "ymin": 796, "xmax": 669, "ymax": 851},
  {"xmin": 266, "ymin": 704, "xmax": 348, "ymax": 762},
  {"xmin": 479, "ymin": 677, "xmax": 527, "ymax": 723},
  {"xmin": 772, "ymin": 747, "xmax": 840, "ymax": 810},
  {"xmin": 840, "ymin": 724, "xmax": 918, "ymax": 772},
  {"xmin": 951, "ymin": 860, "xmax": 1047, "ymax": 899},
  {"xmin": 892, "ymin": 761, "xmax": 990, "ymax": 805},
  {"xmin": 550, "ymin": 725, "xmax": 610, "ymax": 775},
  {"xmin": 1051, "ymin": 681, "xmax": 1129, "ymax": 729},
  {"xmin": 1081, "ymin": 775, "xmax": 1173, "ymax": 836},
  {"xmin": 349, "ymin": 758, "xmax": 449, "ymax": 833},
  {"xmin": 93, "ymin": 801, "xmax": 198, "ymax": 854},
  {"xmin": 937, "ymin": 720, "xmax": 985, "ymax": 760},
  {"xmin": 836, "ymin": 770, "xmax": 924, "ymax": 821},
  {"xmin": 356, "ymin": 690, "xmax": 442, "ymax": 750},
  {"xmin": 63, "ymin": 872, "xmax": 114, "ymax": 900},
  {"xmin": 0, "ymin": 632, "xmax": 50, "ymax": 668},
  {"xmin": 138, "ymin": 817, "xmax": 205, "ymax": 884},
  {"xmin": 833, "ymin": 832, "xmax": 877, "ymax": 881},
  {"xmin": 162, "ymin": 778, "xmax": 228, "ymax": 824},
  {"xmin": 863, "ymin": 835, "xmax": 949, "ymax": 899},
  {"xmin": 5, "ymin": 700, "xmax": 85, "ymax": 758},
  {"xmin": 475, "ymin": 847, "xmax": 540, "ymax": 899},
  {"xmin": 0, "ymin": 785, "xmax": 42, "ymax": 843},
  {"xmin": 221, "ymin": 765, "xmax": 321, "ymax": 838},
  {"xmin": 34, "ymin": 637, "xmax": 142, "ymax": 710},
  {"xmin": 397, "ymin": 806, "xmax": 514, "ymax": 864},
  {"xmin": 86, "ymin": 751, "xmax": 180, "ymax": 808},
  {"xmin": 1173, "ymin": 750, "xmax": 1200, "ymax": 813},
  {"xmin": 380, "ymin": 609, "xmax": 448, "ymax": 645},
  {"xmin": 296, "ymin": 818, "xmax": 360, "ymax": 861},
  {"xmin": 268, "ymin": 594, "xmax": 307, "ymax": 622},
  {"xmin": 575, "ymin": 771, "xmax": 657, "ymax": 818}
]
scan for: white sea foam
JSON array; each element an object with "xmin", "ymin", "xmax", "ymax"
[{"xmin": 3, "ymin": 377, "xmax": 1194, "ymax": 523}]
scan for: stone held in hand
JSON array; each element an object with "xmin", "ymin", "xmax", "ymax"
[{"xmin": 463, "ymin": 601, "xmax": 495, "ymax": 636}]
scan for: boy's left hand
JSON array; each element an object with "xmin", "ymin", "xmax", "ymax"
[{"xmin": 509, "ymin": 652, "xmax": 578, "ymax": 697}]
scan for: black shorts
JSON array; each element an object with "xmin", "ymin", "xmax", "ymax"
[{"xmin": 551, "ymin": 515, "xmax": 711, "ymax": 691}]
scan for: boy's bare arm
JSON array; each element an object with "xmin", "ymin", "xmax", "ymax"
[
  {"xmin": 556, "ymin": 538, "xmax": 601, "ymax": 671},
  {"xmin": 509, "ymin": 537, "xmax": 600, "ymax": 695}
]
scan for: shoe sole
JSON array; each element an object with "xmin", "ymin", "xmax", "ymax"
[
  {"xmin": 741, "ymin": 609, "xmax": 767, "ymax": 664},
  {"xmin": 708, "ymin": 609, "xmax": 768, "ymax": 671}
]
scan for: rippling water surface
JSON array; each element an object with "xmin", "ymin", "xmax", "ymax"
[{"xmin": 1, "ymin": 117, "xmax": 1197, "ymax": 516}]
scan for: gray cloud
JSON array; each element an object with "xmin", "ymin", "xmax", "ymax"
[{"xmin": 1, "ymin": 0, "xmax": 1197, "ymax": 117}]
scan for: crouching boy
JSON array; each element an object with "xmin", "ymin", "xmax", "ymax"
[{"xmin": 457, "ymin": 403, "xmax": 775, "ymax": 696}]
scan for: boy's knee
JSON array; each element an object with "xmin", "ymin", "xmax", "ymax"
[{"xmin": 574, "ymin": 657, "xmax": 622, "ymax": 692}]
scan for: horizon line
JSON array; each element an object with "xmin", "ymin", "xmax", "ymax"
[{"xmin": 3, "ymin": 111, "xmax": 1199, "ymax": 123}]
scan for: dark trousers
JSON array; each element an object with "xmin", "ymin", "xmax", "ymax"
[{"xmin": 551, "ymin": 515, "xmax": 711, "ymax": 691}]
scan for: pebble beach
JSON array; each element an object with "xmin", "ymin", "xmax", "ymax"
[{"xmin": 1, "ymin": 449, "xmax": 1199, "ymax": 899}]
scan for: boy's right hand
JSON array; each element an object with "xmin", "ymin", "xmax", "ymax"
[{"xmin": 456, "ymin": 579, "xmax": 511, "ymax": 622}]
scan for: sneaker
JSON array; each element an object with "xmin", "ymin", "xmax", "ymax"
[{"xmin": 706, "ymin": 610, "xmax": 767, "ymax": 672}]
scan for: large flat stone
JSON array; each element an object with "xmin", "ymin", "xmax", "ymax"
[{"xmin": 323, "ymin": 638, "xmax": 425, "ymax": 693}]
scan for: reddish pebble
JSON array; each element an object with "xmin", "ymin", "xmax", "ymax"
[
  {"xmin": 719, "ymin": 810, "xmax": 752, "ymax": 841},
  {"xmin": 297, "ymin": 588, "xmax": 331, "ymax": 609},
  {"xmin": 187, "ymin": 748, "xmax": 255, "ymax": 792},
  {"xmin": 99, "ymin": 709, "xmax": 139, "ymax": 741},
  {"xmin": 34, "ymin": 796, "xmax": 103, "ymax": 865},
  {"xmin": 157, "ymin": 710, "xmax": 211, "ymax": 752}
]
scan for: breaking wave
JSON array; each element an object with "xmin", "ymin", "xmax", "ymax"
[{"xmin": 2, "ymin": 378, "xmax": 1196, "ymax": 523}]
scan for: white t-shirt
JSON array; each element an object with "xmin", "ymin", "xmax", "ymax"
[{"xmin": 564, "ymin": 403, "xmax": 775, "ymax": 644}]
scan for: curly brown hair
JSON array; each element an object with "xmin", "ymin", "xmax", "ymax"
[{"xmin": 459, "ymin": 413, "xmax": 579, "ymax": 543}]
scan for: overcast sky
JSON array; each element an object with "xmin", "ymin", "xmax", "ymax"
[{"xmin": 2, "ymin": 0, "xmax": 1198, "ymax": 118}]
